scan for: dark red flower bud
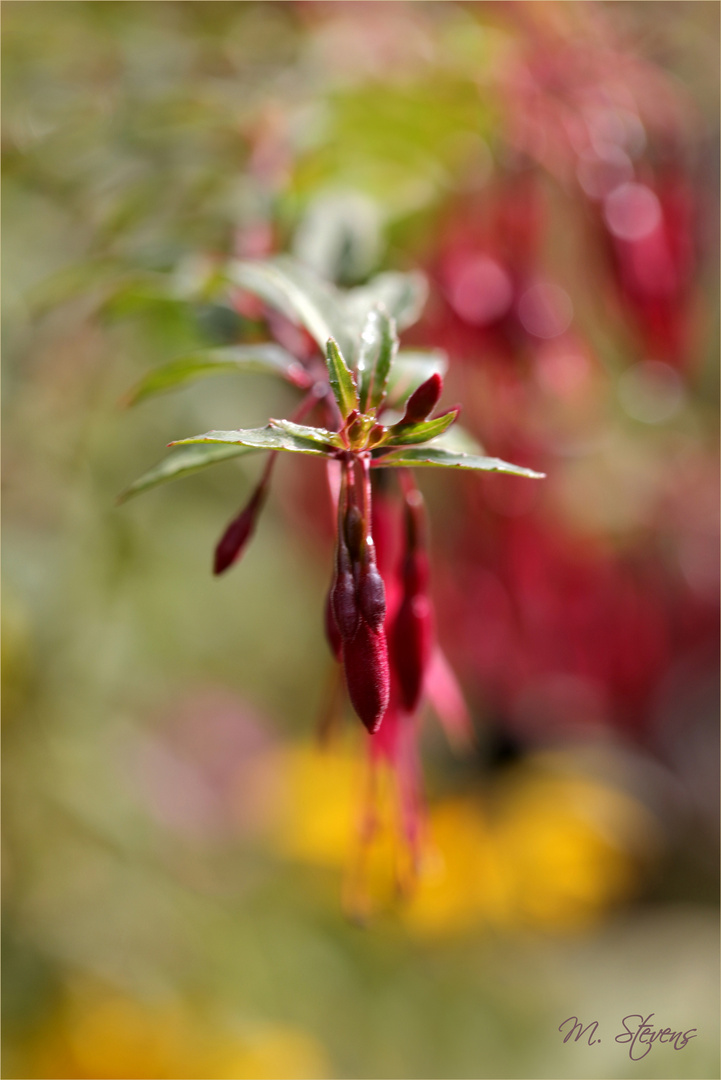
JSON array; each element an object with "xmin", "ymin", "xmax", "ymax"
[
  {"xmin": 344, "ymin": 504, "xmax": 365, "ymax": 562},
  {"xmin": 213, "ymin": 485, "xmax": 265, "ymax": 575},
  {"xmin": 331, "ymin": 566, "xmax": 360, "ymax": 642},
  {"xmin": 324, "ymin": 583, "xmax": 343, "ymax": 661},
  {"xmin": 357, "ymin": 558, "xmax": 386, "ymax": 631},
  {"xmin": 400, "ymin": 373, "xmax": 443, "ymax": 424},
  {"xmin": 391, "ymin": 592, "xmax": 433, "ymax": 713},
  {"xmin": 343, "ymin": 619, "xmax": 390, "ymax": 734}
]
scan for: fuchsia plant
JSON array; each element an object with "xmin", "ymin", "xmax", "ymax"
[{"xmin": 120, "ymin": 257, "xmax": 544, "ymax": 867}]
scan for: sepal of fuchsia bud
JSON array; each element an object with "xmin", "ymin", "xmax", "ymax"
[
  {"xmin": 357, "ymin": 556, "xmax": 386, "ymax": 631},
  {"xmin": 400, "ymin": 372, "xmax": 444, "ymax": 424},
  {"xmin": 343, "ymin": 504, "xmax": 365, "ymax": 562},
  {"xmin": 331, "ymin": 542, "xmax": 360, "ymax": 642},
  {"xmin": 342, "ymin": 619, "xmax": 391, "ymax": 734},
  {"xmin": 331, "ymin": 569, "xmax": 359, "ymax": 642},
  {"xmin": 324, "ymin": 584, "xmax": 343, "ymax": 661},
  {"xmin": 213, "ymin": 484, "xmax": 266, "ymax": 575}
]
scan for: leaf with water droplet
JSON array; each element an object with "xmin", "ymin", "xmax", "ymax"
[
  {"xmin": 326, "ymin": 338, "xmax": 359, "ymax": 420},
  {"xmin": 356, "ymin": 304, "xmax": 397, "ymax": 413}
]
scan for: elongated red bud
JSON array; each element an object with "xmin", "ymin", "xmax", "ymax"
[
  {"xmin": 400, "ymin": 373, "xmax": 443, "ymax": 424},
  {"xmin": 357, "ymin": 559, "xmax": 386, "ymax": 630},
  {"xmin": 391, "ymin": 591, "xmax": 433, "ymax": 713},
  {"xmin": 343, "ymin": 619, "xmax": 390, "ymax": 734},
  {"xmin": 390, "ymin": 484, "xmax": 434, "ymax": 711},
  {"xmin": 324, "ymin": 584, "xmax": 343, "ymax": 660},
  {"xmin": 213, "ymin": 486, "xmax": 265, "ymax": 574}
]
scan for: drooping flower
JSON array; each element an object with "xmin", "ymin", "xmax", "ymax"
[{"xmin": 120, "ymin": 256, "xmax": 544, "ymax": 902}]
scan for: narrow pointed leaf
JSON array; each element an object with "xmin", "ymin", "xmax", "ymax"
[
  {"xmin": 326, "ymin": 338, "xmax": 359, "ymax": 419},
  {"xmin": 356, "ymin": 305, "xmax": 397, "ymax": 412},
  {"xmin": 169, "ymin": 423, "xmax": 341, "ymax": 457},
  {"xmin": 384, "ymin": 350, "xmax": 448, "ymax": 409},
  {"xmin": 117, "ymin": 443, "xmax": 256, "ymax": 503},
  {"xmin": 226, "ymin": 256, "xmax": 353, "ymax": 359},
  {"xmin": 372, "ymin": 445, "xmax": 545, "ymax": 478},
  {"xmin": 385, "ymin": 407, "xmax": 460, "ymax": 447},
  {"xmin": 346, "ymin": 271, "xmax": 428, "ymax": 333},
  {"xmin": 122, "ymin": 345, "xmax": 310, "ymax": 407}
]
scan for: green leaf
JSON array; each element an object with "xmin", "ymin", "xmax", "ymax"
[
  {"xmin": 346, "ymin": 271, "xmax": 428, "ymax": 332},
  {"xmin": 226, "ymin": 256, "xmax": 353, "ymax": 359},
  {"xmin": 385, "ymin": 408, "xmax": 459, "ymax": 446},
  {"xmin": 122, "ymin": 345, "xmax": 310, "ymax": 407},
  {"xmin": 326, "ymin": 338, "xmax": 359, "ymax": 420},
  {"xmin": 117, "ymin": 443, "xmax": 256, "ymax": 503},
  {"xmin": 269, "ymin": 418, "xmax": 345, "ymax": 449},
  {"xmin": 384, "ymin": 350, "xmax": 448, "ymax": 408},
  {"xmin": 356, "ymin": 305, "xmax": 397, "ymax": 413},
  {"xmin": 292, "ymin": 190, "xmax": 382, "ymax": 285},
  {"xmin": 25, "ymin": 258, "xmax": 127, "ymax": 315},
  {"xmin": 169, "ymin": 423, "xmax": 341, "ymax": 457},
  {"xmin": 99, "ymin": 274, "xmax": 186, "ymax": 318},
  {"xmin": 372, "ymin": 446, "xmax": 545, "ymax": 478}
]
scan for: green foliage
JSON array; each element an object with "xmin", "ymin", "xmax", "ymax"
[
  {"xmin": 372, "ymin": 446, "xmax": 545, "ymax": 477},
  {"xmin": 123, "ymin": 345, "xmax": 309, "ymax": 407},
  {"xmin": 170, "ymin": 421, "xmax": 344, "ymax": 455},
  {"xmin": 117, "ymin": 443, "xmax": 259, "ymax": 503},
  {"xmin": 325, "ymin": 337, "xmax": 359, "ymax": 420},
  {"xmin": 384, "ymin": 409, "xmax": 460, "ymax": 447},
  {"xmin": 356, "ymin": 305, "xmax": 396, "ymax": 413},
  {"xmin": 227, "ymin": 257, "xmax": 353, "ymax": 359},
  {"xmin": 4, "ymin": 6, "xmax": 718, "ymax": 1080},
  {"xmin": 346, "ymin": 271, "xmax": 428, "ymax": 333},
  {"xmin": 122, "ymin": 257, "xmax": 543, "ymax": 497}
]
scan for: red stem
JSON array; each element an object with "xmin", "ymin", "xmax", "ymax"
[{"xmin": 258, "ymin": 385, "xmax": 321, "ymax": 490}]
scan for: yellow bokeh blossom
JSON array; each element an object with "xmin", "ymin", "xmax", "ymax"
[
  {"xmin": 27, "ymin": 983, "xmax": 329, "ymax": 1080},
  {"xmin": 269, "ymin": 740, "xmax": 659, "ymax": 934}
]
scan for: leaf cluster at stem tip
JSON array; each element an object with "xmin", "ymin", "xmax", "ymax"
[{"xmin": 118, "ymin": 256, "xmax": 544, "ymax": 503}]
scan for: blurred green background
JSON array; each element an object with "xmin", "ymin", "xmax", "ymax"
[{"xmin": 3, "ymin": 3, "xmax": 719, "ymax": 1078}]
